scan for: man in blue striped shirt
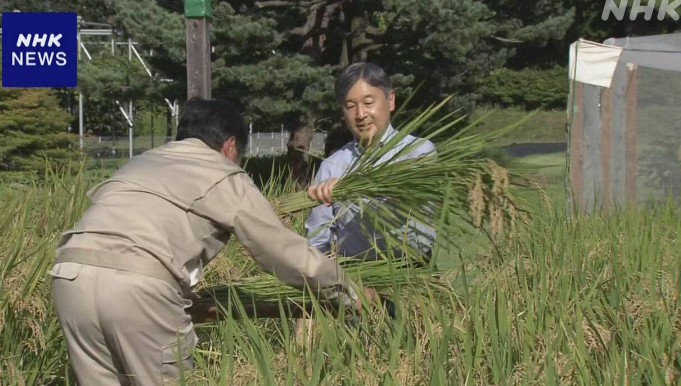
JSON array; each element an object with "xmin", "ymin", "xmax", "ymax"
[{"xmin": 306, "ymin": 63, "xmax": 437, "ymax": 259}]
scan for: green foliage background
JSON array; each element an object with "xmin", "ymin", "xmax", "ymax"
[
  {"xmin": 0, "ymin": 0, "xmax": 678, "ymax": 172},
  {"xmin": 481, "ymin": 67, "xmax": 569, "ymax": 110}
]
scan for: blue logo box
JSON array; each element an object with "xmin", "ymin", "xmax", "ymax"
[{"xmin": 2, "ymin": 12, "xmax": 77, "ymax": 88}]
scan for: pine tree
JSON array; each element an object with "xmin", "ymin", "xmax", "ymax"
[
  {"xmin": 0, "ymin": 87, "xmax": 77, "ymax": 172},
  {"xmin": 234, "ymin": 0, "xmax": 508, "ymax": 180},
  {"xmin": 109, "ymin": 0, "xmax": 338, "ymax": 183},
  {"xmin": 210, "ymin": 2, "xmax": 337, "ymax": 183},
  {"xmin": 4, "ymin": 0, "xmax": 613, "ymax": 181}
]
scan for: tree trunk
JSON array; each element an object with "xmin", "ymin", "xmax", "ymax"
[
  {"xmin": 337, "ymin": 1, "xmax": 373, "ymax": 65},
  {"xmin": 301, "ymin": 2, "xmax": 325, "ymax": 61},
  {"xmin": 287, "ymin": 113, "xmax": 316, "ymax": 187},
  {"xmin": 340, "ymin": 35, "xmax": 350, "ymax": 68},
  {"xmin": 350, "ymin": 14, "xmax": 369, "ymax": 63}
]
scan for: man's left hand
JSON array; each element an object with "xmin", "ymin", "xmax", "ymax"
[{"xmin": 308, "ymin": 178, "xmax": 339, "ymax": 206}]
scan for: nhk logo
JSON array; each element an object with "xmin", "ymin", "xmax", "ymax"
[
  {"xmin": 2, "ymin": 12, "xmax": 77, "ymax": 87},
  {"xmin": 602, "ymin": 0, "xmax": 681, "ymax": 21}
]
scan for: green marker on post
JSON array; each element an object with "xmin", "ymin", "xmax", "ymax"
[{"xmin": 184, "ymin": 0, "xmax": 212, "ymax": 18}]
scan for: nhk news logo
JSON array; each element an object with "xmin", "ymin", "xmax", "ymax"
[{"xmin": 2, "ymin": 12, "xmax": 77, "ymax": 87}]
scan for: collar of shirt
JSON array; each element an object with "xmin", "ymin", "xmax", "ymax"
[
  {"xmin": 165, "ymin": 137, "xmax": 211, "ymax": 151},
  {"xmin": 155, "ymin": 138, "xmax": 242, "ymax": 170},
  {"xmin": 351, "ymin": 124, "xmax": 397, "ymax": 157}
]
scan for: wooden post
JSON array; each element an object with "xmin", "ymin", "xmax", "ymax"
[
  {"xmin": 569, "ymin": 82, "xmax": 585, "ymax": 212},
  {"xmin": 128, "ymin": 38, "xmax": 134, "ymax": 159},
  {"xmin": 600, "ymin": 87, "xmax": 614, "ymax": 211},
  {"xmin": 128, "ymin": 101, "xmax": 134, "ymax": 159},
  {"xmin": 185, "ymin": 0, "xmax": 212, "ymax": 100},
  {"xmin": 151, "ymin": 101, "xmax": 155, "ymax": 149},
  {"xmin": 77, "ymin": 28, "xmax": 84, "ymax": 150},
  {"xmin": 78, "ymin": 92, "xmax": 84, "ymax": 150},
  {"xmin": 625, "ymin": 65, "xmax": 638, "ymax": 206}
]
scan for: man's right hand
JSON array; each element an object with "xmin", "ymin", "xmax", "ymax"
[
  {"xmin": 308, "ymin": 178, "xmax": 339, "ymax": 206},
  {"xmin": 188, "ymin": 302, "xmax": 218, "ymax": 323}
]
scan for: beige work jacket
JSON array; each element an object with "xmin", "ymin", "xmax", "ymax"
[{"xmin": 56, "ymin": 138, "xmax": 355, "ymax": 301}]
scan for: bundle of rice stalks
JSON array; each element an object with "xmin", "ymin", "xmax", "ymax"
[
  {"xmin": 195, "ymin": 256, "xmax": 450, "ymax": 317},
  {"xmin": 273, "ymin": 98, "xmax": 535, "ymax": 247}
]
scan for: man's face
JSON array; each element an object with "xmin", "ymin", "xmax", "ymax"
[{"xmin": 342, "ymin": 79, "xmax": 395, "ymax": 148}]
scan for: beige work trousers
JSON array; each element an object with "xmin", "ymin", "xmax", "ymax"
[{"xmin": 50, "ymin": 263, "xmax": 197, "ymax": 386}]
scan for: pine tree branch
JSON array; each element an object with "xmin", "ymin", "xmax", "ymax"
[
  {"xmin": 355, "ymin": 43, "xmax": 384, "ymax": 56},
  {"xmin": 491, "ymin": 35, "xmax": 524, "ymax": 44},
  {"xmin": 364, "ymin": 25, "xmax": 385, "ymax": 37},
  {"xmin": 254, "ymin": 1, "xmax": 300, "ymax": 9},
  {"xmin": 290, "ymin": 27, "xmax": 307, "ymax": 35},
  {"xmin": 254, "ymin": 0, "xmax": 331, "ymax": 10}
]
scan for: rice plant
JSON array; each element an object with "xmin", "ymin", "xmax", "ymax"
[
  {"xmin": 1, "ymin": 112, "xmax": 679, "ymax": 385},
  {"xmin": 185, "ymin": 199, "xmax": 681, "ymax": 385},
  {"xmin": 0, "ymin": 164, "xmax": 93, "ymax": 385}
]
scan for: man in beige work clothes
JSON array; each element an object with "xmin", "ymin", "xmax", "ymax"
[{"xmin": 50, "ymin": 99, "xmax": 374, "ymax": 385}]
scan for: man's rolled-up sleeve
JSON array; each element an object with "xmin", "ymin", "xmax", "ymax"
[{"xmin": 190, "ymin": 172, "xmax": 357, "ymax": 303}]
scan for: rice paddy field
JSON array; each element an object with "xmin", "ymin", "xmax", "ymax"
[{"xmin": 1, "ymin": 143, "xmax": 680, "ymax": 385}]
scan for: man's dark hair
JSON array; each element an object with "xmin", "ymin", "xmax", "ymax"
[
  {"xmin": 335, "ymin": 62, "xmax": 392, "ymax": 105},
  {"xmin": 176, "ymin": 98, "xmax": 248, "ymax": 154}
]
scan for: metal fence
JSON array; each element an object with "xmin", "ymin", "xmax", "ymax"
[
  {"xmin": 246, "ymin": 132, "xmax": 328, "ymax": 156},
  {"xmin": 81, "ymin": 133, "xmax": 329, "ymax": 159}
]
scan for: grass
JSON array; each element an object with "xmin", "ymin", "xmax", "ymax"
[
  {"xmin": 472, "ymin": 108, "xmax": 566, "ymax": 146},
  {"xmin": 513, "ymin": 152, "xmax": 567, "ymax": 210},
  {"xmin": 2, "ymin": 148, "xmax": 681, "ymax": 384}
]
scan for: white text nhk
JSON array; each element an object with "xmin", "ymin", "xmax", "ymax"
[
  {"xmin": 11, "ymin": 34, "xmax": 67, "ymax": 66},
  {"xmin": 602, "ymin": 0, "xmax": 681, "ymax": 21}
]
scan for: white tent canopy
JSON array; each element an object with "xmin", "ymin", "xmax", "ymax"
[{"xmin": 569, "ymin": 39, "xmax": 623, "ymax": 88}]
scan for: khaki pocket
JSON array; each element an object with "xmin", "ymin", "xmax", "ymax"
[
  {"xmin": 161, "ymin": 329, "xmax": 197, "ymax": 382},
  {"xmin": 48, "ymin": 262, "xmax": 81, "ymax": 280}
]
